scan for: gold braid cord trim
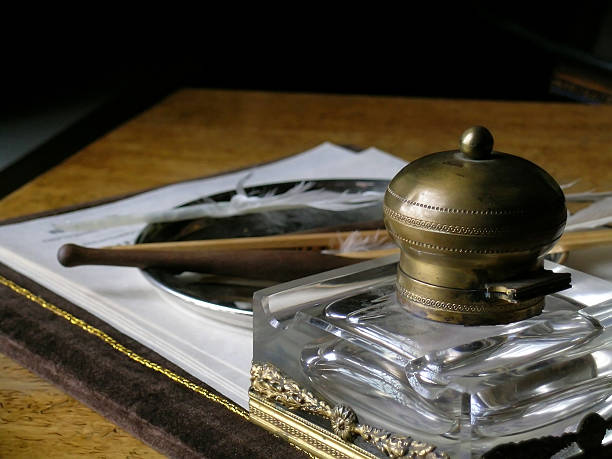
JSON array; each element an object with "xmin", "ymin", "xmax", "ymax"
[
  {"xmin": 0, "ymin": 275, "xmax": 248, "ymax": 420},
  {"xmin": 250, "ymin": 393, "xmax": 376, "ymax": 459},
  {"xmin": 250, "ymin": 363, "xmax": 448, "ymax": 459}
]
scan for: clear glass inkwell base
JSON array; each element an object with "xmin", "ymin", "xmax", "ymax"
[{"xmin": 252, "ymin": 256, "xmax": 612, "ymax": 458}]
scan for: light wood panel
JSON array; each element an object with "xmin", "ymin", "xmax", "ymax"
[
  {"xmin": 1, "ymin": 90, "xmax": 610, "ymax": 220},
  {"xmin": 0, "ymin": 353, "xmax": 162, "ymax": 457}
]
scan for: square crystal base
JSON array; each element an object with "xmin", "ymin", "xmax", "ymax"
[{"xmin": 253, "ymin": 256, "xmax": 612, "ymax": 457}]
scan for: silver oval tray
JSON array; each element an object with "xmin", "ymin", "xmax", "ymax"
[{"xmin": 136, "ymin": 179, "xmax": 387, "ymax": 327}]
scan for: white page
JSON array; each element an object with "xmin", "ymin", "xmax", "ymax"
[{"xmin": 0, "ymin": 143, "xmax": 407, "ymax": 408}]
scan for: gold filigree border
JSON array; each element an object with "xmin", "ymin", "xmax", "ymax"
[
  {"xmin": 251, "ymin": 362, "xmax": 449, "ymax": 459},
  {"xmin": 250, "ymin": 391, "xmax": 376, "ymax": 459}
]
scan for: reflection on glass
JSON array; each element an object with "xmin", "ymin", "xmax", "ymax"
[{"xmin": 253, "ymin": 259, "xmax": 612, "ymax": 457}]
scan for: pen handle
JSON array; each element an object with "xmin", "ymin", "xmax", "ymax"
[
  {"xmin": 106, "ymin": 229, "xmax": 389, "ymax": 252},
  {"xmin": 57, "ymin": 244, "xmax": 362, "ymax": 282}
]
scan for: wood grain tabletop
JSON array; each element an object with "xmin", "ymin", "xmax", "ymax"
[{"xmin": 1, "ymin": 89, "xmax": 611, "ymax": 457}]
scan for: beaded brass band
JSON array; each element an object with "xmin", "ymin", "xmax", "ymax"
[{"xmin": 396, "ymin": 270, "xmax": 545, "ymax": 325}]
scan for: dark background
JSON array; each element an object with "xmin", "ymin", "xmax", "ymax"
[{"xmin": 1, "ymin": 2, "xmax": 611, "ymax": 197}]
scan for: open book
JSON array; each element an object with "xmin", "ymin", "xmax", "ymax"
[{"xmin": 0, "ymin": 143, "xmax": 408, "ymax": 408}]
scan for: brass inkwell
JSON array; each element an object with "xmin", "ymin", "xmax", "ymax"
[
  {"xmin": 252, "ymin": 126, "xmax": 611, "ymax": 458},
  {"xmin": 384, "ymin": 126, "xmax": 571, "ymax": 325}
]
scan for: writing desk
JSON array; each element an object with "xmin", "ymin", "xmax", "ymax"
[{"xmin": 1, "ymin": 89, "xmax": 611, "ymax": 456}]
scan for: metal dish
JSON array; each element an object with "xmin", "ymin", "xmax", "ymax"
[{"xmin": 136, "ymin": 179, "xmax": 387, "ymax": 327}]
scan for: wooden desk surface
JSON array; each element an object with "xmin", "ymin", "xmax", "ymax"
[{"xmin": 1, "ymin": 89, "xmax": 611, "ymax": 456}]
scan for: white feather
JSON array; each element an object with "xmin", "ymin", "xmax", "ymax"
[
  {"xmin": 561, "ymin": 179, "xmax": 612, "ymax": 230},
  {"xmin": 560, "ymin": 179, "xmax": 612, "ymax": 201},
  {"xmin": 560, "ymin": 179, "xmax": 581, "ymax": 190},
  {"xmin": 324, "ymin": 230, "xmax": 395, "ymax": 254},
  {"xmin": 52, "ymin": 171, "xmax": 612, "ymax": 235},
  {"xmin": 53, "ymin": 178, "xmax": 384, "ymax": 233},
  {"xmin": 565, "ymin": 196, "xmax": 612, "ymax": 231},
  {"xmin": 565, "ymin": 191, "xmax": 612, "ymax": 202}
]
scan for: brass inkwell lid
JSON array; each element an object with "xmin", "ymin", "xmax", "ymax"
[{"xmin": 384, "ymin": 126, "xmax": 571, "ymax": 325}]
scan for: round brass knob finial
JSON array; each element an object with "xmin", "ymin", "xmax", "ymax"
[{"xmin": 459, "ymin": 126, "xmax": 494, "ymax": 159}]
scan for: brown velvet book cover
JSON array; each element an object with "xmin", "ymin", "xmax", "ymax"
[{"xmin": 0, "ymin": 195, "xmax": 305, "ymax": 458}]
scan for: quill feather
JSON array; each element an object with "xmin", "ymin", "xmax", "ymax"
[
  {"xmin": 53, "ymin": 180, "xmax": 384, "ymax": 232},
  {"xmin": 565, "ymin": 196, "xmax": 612, "ymax": 231},
  {"xmin": 52, "ymin": 172, "xmax": 612, "ymax": 235},
  {"xmin": 565, "ymin": 191, "xmax": 612, "ymax": 202},
  {"xmin": 323, "ymin": 230, "xmax": 395, "ymax": 254}
]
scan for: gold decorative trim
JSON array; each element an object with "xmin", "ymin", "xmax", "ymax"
[
  {"xmin": 384, "ymin": 206, "xmax": 503, "ymax": 235},
  {"xmin": 250, "ymin": 392, "xmax": 375, "ymax": 459},
  {"xmin": 383, "ymin": 204, "xmax": 564, "ymax": 238},
  {"xmin": 396, "ymin": 284, "xmax": 542, "ymax": 314},
  {"xmin": 385, "ymin": 186, "xmax": 528, "ymax": 215},
  {"xmin": 0, "ymin": 274, "xmax": 248, "ymax": 420},
  {"xmin": 387, "ymin": 229, "xmax": 562, "ymax": 255},
  {"xmin": 250, "ymin": 363, "xmax": 448, "ymax": 459}
]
